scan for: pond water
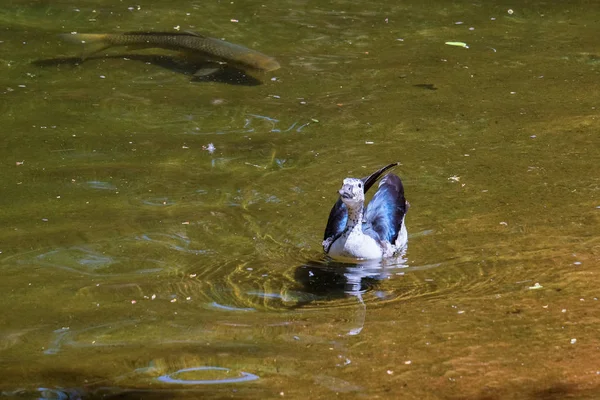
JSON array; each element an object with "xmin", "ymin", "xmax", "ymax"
[{"xmin": 1, "ymin": 0, "xmax": 599, "ymax": 399}]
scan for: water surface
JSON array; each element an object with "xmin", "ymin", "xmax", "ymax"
[{"xmin": 1, "ymin": 0, "xmax": 599, "ymax": 399}]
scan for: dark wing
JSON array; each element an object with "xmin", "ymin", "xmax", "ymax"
[
  {"xmin": 363, "ymin": 173, "xmax": 408, "ymax": 244},
  {"xmin": 323, "ymin": 198, "xmax": 347, "ymax": 251},
  {"xmin": 323, "ymin": 163, "xmax": 399, "ymax": 244}
]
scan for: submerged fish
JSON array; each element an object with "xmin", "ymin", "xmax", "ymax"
[{"xmin": 59, "ymin": 31, "xmax": 280, "ymax": 74}]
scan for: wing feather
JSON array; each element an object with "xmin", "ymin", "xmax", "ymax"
[{"xmin": 364, "ymin": 173, "xmax": 408, "ymax": 244}]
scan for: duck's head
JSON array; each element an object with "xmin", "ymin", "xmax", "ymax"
[{"xmin": 338, "ymin": 178, "xmax": 364, "ymax": 207}]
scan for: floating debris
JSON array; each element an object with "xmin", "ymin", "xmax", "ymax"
[
  {"xmin": 445, "ymin": 41, "xmax": 469, "ymax": 49},
  {"xmin": 202, "ymin": 143, "xmax": 215, "ymax": 154},
  {"xmin": 528, "ymin": 282, "xmax": 543, "ymax": 290}
]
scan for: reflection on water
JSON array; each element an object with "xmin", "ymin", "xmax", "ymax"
[
  {"xmin": 293, "ymin": 256, "xmax": 408, "ymax": 335},
  {"xmin": 294, "ymin": 257, "xmax": 407, "ymax": 299},
  {"xmin": 1, "ymin": 387, "xmax": 82, "ymax": 400}
]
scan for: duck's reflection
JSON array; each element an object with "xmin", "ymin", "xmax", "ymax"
[{"xmin": 293, "ymin": 255, "xmax": 407, "ymax": 335}]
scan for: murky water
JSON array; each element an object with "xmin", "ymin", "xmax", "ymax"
[{"xmin": 1, "ymin": 0, "xmax": 599, "ymax": 398}]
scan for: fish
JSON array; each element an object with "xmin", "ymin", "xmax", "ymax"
[{"xmin": 59, "ymin": 31, "xmax": 280, "ymax": 74}]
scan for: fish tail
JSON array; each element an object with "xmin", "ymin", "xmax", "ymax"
[{"xmin": 59, "ymin": 33, "xmax": 113, "ymax": 59}]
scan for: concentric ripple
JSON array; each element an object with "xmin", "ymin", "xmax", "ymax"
[{"xmin": 156, "ymin": 366, "xmax": 259, "ymax": 385}]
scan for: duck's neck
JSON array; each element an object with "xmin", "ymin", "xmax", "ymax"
[{"xmin": 345, "ymin": 203, "xmax": 364, "ymax": 234}]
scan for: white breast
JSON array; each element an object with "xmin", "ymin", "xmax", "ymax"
[{"xmin": 328, "ymin": 231, "xmax": 383, "ymax": 260}]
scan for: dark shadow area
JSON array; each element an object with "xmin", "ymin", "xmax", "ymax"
[
  {"xmin": 1, "ymin": 387, "xmax": 240, "ymax": 400},
  {"xmin": 3, "ymin": 372, "xmax": 599, "ymax": 400},
  {"xmin": 0, "ymin": 364, "xmax": 261, "ymax": 399},
  {"xmin": 413, "ymin": 83, "xmax": 437, "ymax": 90},
  {"xmin": 32, "ymin": 54, "xmax": 263, "ymax": 86},
  {"xmin": 88, "ymin": 387, "xmax": 240, "ymax": 400}
]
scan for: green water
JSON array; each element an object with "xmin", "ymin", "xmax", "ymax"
[{"xmin": 1, "ymin": 0, "xmax": 599, "ymax": 398}]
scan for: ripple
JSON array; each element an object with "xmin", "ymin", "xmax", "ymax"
[
  {"xmin": 4, "ymin": 245, "xmax": 167, "ymax": 276},
  {"xmin": 156, "ymin": 366, "xmax": 259, "ymax": 385},
  {"xmin": 135, "ymin": 233, "xmax": 210, "ymax": 255},
  {"xmin": 44, "ymin": 321, "xmax": 141, "ymax": 355},
  {"xmin": 208, "ymin": 302, "xmax": 255, "ymax": 312},
  {"xmin": 247, "ymin": 289, "xmax": 321, "ymax": 303},
  {"xmin": 182, "ymin": 113, "xmax": 310, "ymax": 135},
  {"xmin": 140, "ymin": 197, "xmax": 177, "ymax": 206},
  {"xmin": 32, "ymin": 247, "xmax": 116, "ymax": 275},
  {"xmin": 314, "ymin": 375, "xmax": 362, "ymax": 393},
  {"xmin": 85, "ymin": 180, "xmax": 117, "ymax": 190}
]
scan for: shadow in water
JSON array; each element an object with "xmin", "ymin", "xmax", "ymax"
[
  {"xmin": 413, "ymin": 83, "xmax": 437, "ymax": 90},
  {"xmin": 293, "ymin": 257, "xmax": 406, "ymax": 335},
  {"xmin": 32, "ymin": 54, "xmax": 263, "ymax": 86}
]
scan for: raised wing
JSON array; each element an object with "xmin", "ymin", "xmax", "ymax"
[
  {"xmin": 364, "ymin": 173, "xmax": 407, "ymax": 244},
  {"xmin": 323, "ymin": 163, "xmax": 399, "ymax": 247}
]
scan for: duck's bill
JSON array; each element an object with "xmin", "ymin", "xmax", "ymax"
[{"xmin": 339, "ymin": 188, "xmax": 353, "ymax": 199}]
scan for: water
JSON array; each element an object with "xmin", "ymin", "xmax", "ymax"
[{"xmin": 1, "ymin": 0, "xmax": 599, "ymax": 398}]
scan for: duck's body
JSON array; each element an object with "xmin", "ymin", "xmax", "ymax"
[
  {"xmin": 323, "ymin": 163, "xmax": 408, "ymax": 260},
  {"xmin": 328, "ymin": 226, "xmax": 384, "ymax": 259}
]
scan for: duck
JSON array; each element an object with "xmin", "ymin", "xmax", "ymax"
[{"xmin": 322, "ymin": 163, "xmax": 409, "ymax": 260}]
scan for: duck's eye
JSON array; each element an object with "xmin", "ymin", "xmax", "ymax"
[{"xmin": 358, "ymin": 183, "xmax": 362, "ymax": 188}]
